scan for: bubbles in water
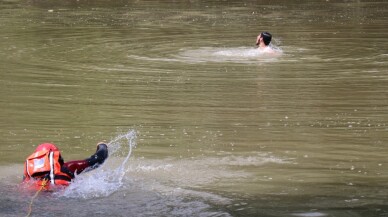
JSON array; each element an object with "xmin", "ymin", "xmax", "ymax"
[{"xmin": 58, "ymin": 130, "xmax": 136, "ymax": 199}]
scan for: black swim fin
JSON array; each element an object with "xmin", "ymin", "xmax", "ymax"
[{"xmin": 87, "ymin": 143, "xmax": 109, "ymax": 168}]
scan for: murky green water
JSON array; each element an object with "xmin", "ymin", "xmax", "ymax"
[{"xmin": 1, "ymin": 0, "xmax": 388, "ymax": 216}]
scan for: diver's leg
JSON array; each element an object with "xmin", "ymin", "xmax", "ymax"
[
  {"xmin": 63, "ymin": 160, "xmax": 89, "ymax": 175},
  {"xmin": 63, "ymin": 143, "xmax": 108, "ymax": 175},
  {"xmin": 85, "ymin": 143, "xmax": 109, "ymax": 169}
]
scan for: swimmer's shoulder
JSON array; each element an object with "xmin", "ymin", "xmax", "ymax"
[{"xmin": 258, "ymin": 46, "xmax": 282, "ymax": 57}]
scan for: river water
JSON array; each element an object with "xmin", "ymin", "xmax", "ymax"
[{"xmin": 1, "ymin": 0, "xmax": 388, "ymax": 216}]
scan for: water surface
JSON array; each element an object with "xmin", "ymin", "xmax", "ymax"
[{"xmin": 0, "ymin": 0, "xmax": 388, "ymax": 216}]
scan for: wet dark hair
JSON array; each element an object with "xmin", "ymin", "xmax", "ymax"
[{"xmin": 260, "ymin": 32, "xmax": 272, "ymax": 45}]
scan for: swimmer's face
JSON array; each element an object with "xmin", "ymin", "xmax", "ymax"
[{"xmin": 256, "ymin": 33, "xmax": 262, "ymax": 45}]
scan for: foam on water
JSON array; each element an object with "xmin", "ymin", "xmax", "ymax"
[
  {"xmin": 127, "ymin": 152, "xmax": 290, "ymax": 193},
  {"xmin": 58, "ymin": 130, "xmax": 137, "ymax": 199},
  {"xmin": 291, "ymin": 212, "xmax": 328, "ymax": 217},
  {"xmin": 177, "ymin": 46, "xmax": 283, "ymax": 63},
  {"xmin": 128, "ymin": 46, "xmax": 283, "ymax": 64}
]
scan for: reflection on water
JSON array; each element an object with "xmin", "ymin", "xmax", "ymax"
[{"xmin": 1, "ymin": 0, "xmax": 388, "ymax": 216}]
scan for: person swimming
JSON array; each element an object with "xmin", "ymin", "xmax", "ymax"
[
  {"xmin": 23, "ymin": 142, "xmax": 108, "ymax": 190},
  {"xmin": 256, "ymin": 31, "xmax": 275, "ymax": 53}
]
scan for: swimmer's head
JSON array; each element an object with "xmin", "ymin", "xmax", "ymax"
[{"xmin": 258, "ymin": 32, "xmax": 272, "ymax": 46}]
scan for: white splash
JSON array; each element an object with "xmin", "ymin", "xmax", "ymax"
[
  {"xmin": 177, "ymin": 46, "xmax": 283, "ymax": 63},
  {"xmin": 128, "ymin": 46, "xmax": 282, "ymax": 64},
  {"xmin": 58, "ymin": 130, "xmax": 136, "ymax": 199}
]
